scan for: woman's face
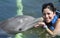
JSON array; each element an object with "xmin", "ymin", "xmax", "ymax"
[{"xmin": 43, "ymin": 8, "xmax": 56, "ymax": 23}]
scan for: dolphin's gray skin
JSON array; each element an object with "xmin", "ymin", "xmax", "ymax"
[{"xmin": 0, "ymin": 15, "xmax": 43, "ymax": 34}]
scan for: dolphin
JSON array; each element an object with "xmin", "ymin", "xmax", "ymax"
[{"xmin": 0, "ymin": 15, "xmax": 43, "ymax": 34}]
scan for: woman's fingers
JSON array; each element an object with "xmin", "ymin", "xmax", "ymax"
[
  {"xmin": 34, "ymin": 24, "xmax": 40, "ymax": 28},
  {"xmin": 34, "ymin": 22, "xmax": 45, "ymax": 28},
  {"xmin": 38, "ymin": 22, "xmax": 45, "ymax": 25}
]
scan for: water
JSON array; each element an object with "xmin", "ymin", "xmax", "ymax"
[
  {"xmin": 0, "ymin": 0, "xmax": 60, "ymax": 21},
  {"xmin": 0, "ymin": 0, "xmax": 60, "ymax": 38}
]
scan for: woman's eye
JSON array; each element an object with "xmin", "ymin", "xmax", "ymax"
[{"xmin": 47, "ymin": 13, "xmax": 50, "ymax": 15}]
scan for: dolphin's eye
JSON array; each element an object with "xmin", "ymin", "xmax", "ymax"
[{"xmin": 19, "ymin": 28, "xmax": 22, "ymax": 31}]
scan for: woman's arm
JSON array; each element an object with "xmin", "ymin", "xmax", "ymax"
[
  {"xmin": 35, "ymin": 18, "xmax": 60, "ymax": 36},
  {"xmin": 45, "ymin": 18, "xmax": 60, "ymax": 36}
]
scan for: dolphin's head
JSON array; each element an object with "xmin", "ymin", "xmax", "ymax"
[{"xmin": 0, "ymin": 15, "xmax": 35, "ymax": 34}]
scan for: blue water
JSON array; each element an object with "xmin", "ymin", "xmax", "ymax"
[{"xmin": 0, "ymin": 0, "xmax": 60, "ymax": 38}]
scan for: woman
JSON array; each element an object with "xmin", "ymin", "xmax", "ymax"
[{"xmin": 35, "ymin": 3, "xmax": 60, "ymax": 37}]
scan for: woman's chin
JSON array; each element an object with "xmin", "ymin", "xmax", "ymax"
[
  {"xmin": 46, "ymin": 21, "xmax": 50, "ymax": 23},
  {"xmin": 45, "ymin": 19, "xmax": 51, "ymax": 23}
]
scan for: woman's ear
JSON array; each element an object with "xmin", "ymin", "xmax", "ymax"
[{"xmin": 53, "ymin": 12, "xmax": 56, "ymax": 16}]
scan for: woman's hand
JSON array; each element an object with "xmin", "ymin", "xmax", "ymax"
[{"xmin": 34, "ymin": 22, "xmax": 46, "ymax": 28}]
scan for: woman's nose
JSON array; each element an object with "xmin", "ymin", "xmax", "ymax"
[{"xmin": 45, "ymin": 15, "xmax": 48, "ymax": 18}]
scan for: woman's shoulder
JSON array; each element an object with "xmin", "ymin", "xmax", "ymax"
[{"xmin": 55, "ymin": 18, "xmax": 60, "ymax": 26}]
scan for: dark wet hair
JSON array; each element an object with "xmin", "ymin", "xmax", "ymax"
[{"xmin": 42, "ymin": 3, "xmax": 56, "ymax": 13}]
